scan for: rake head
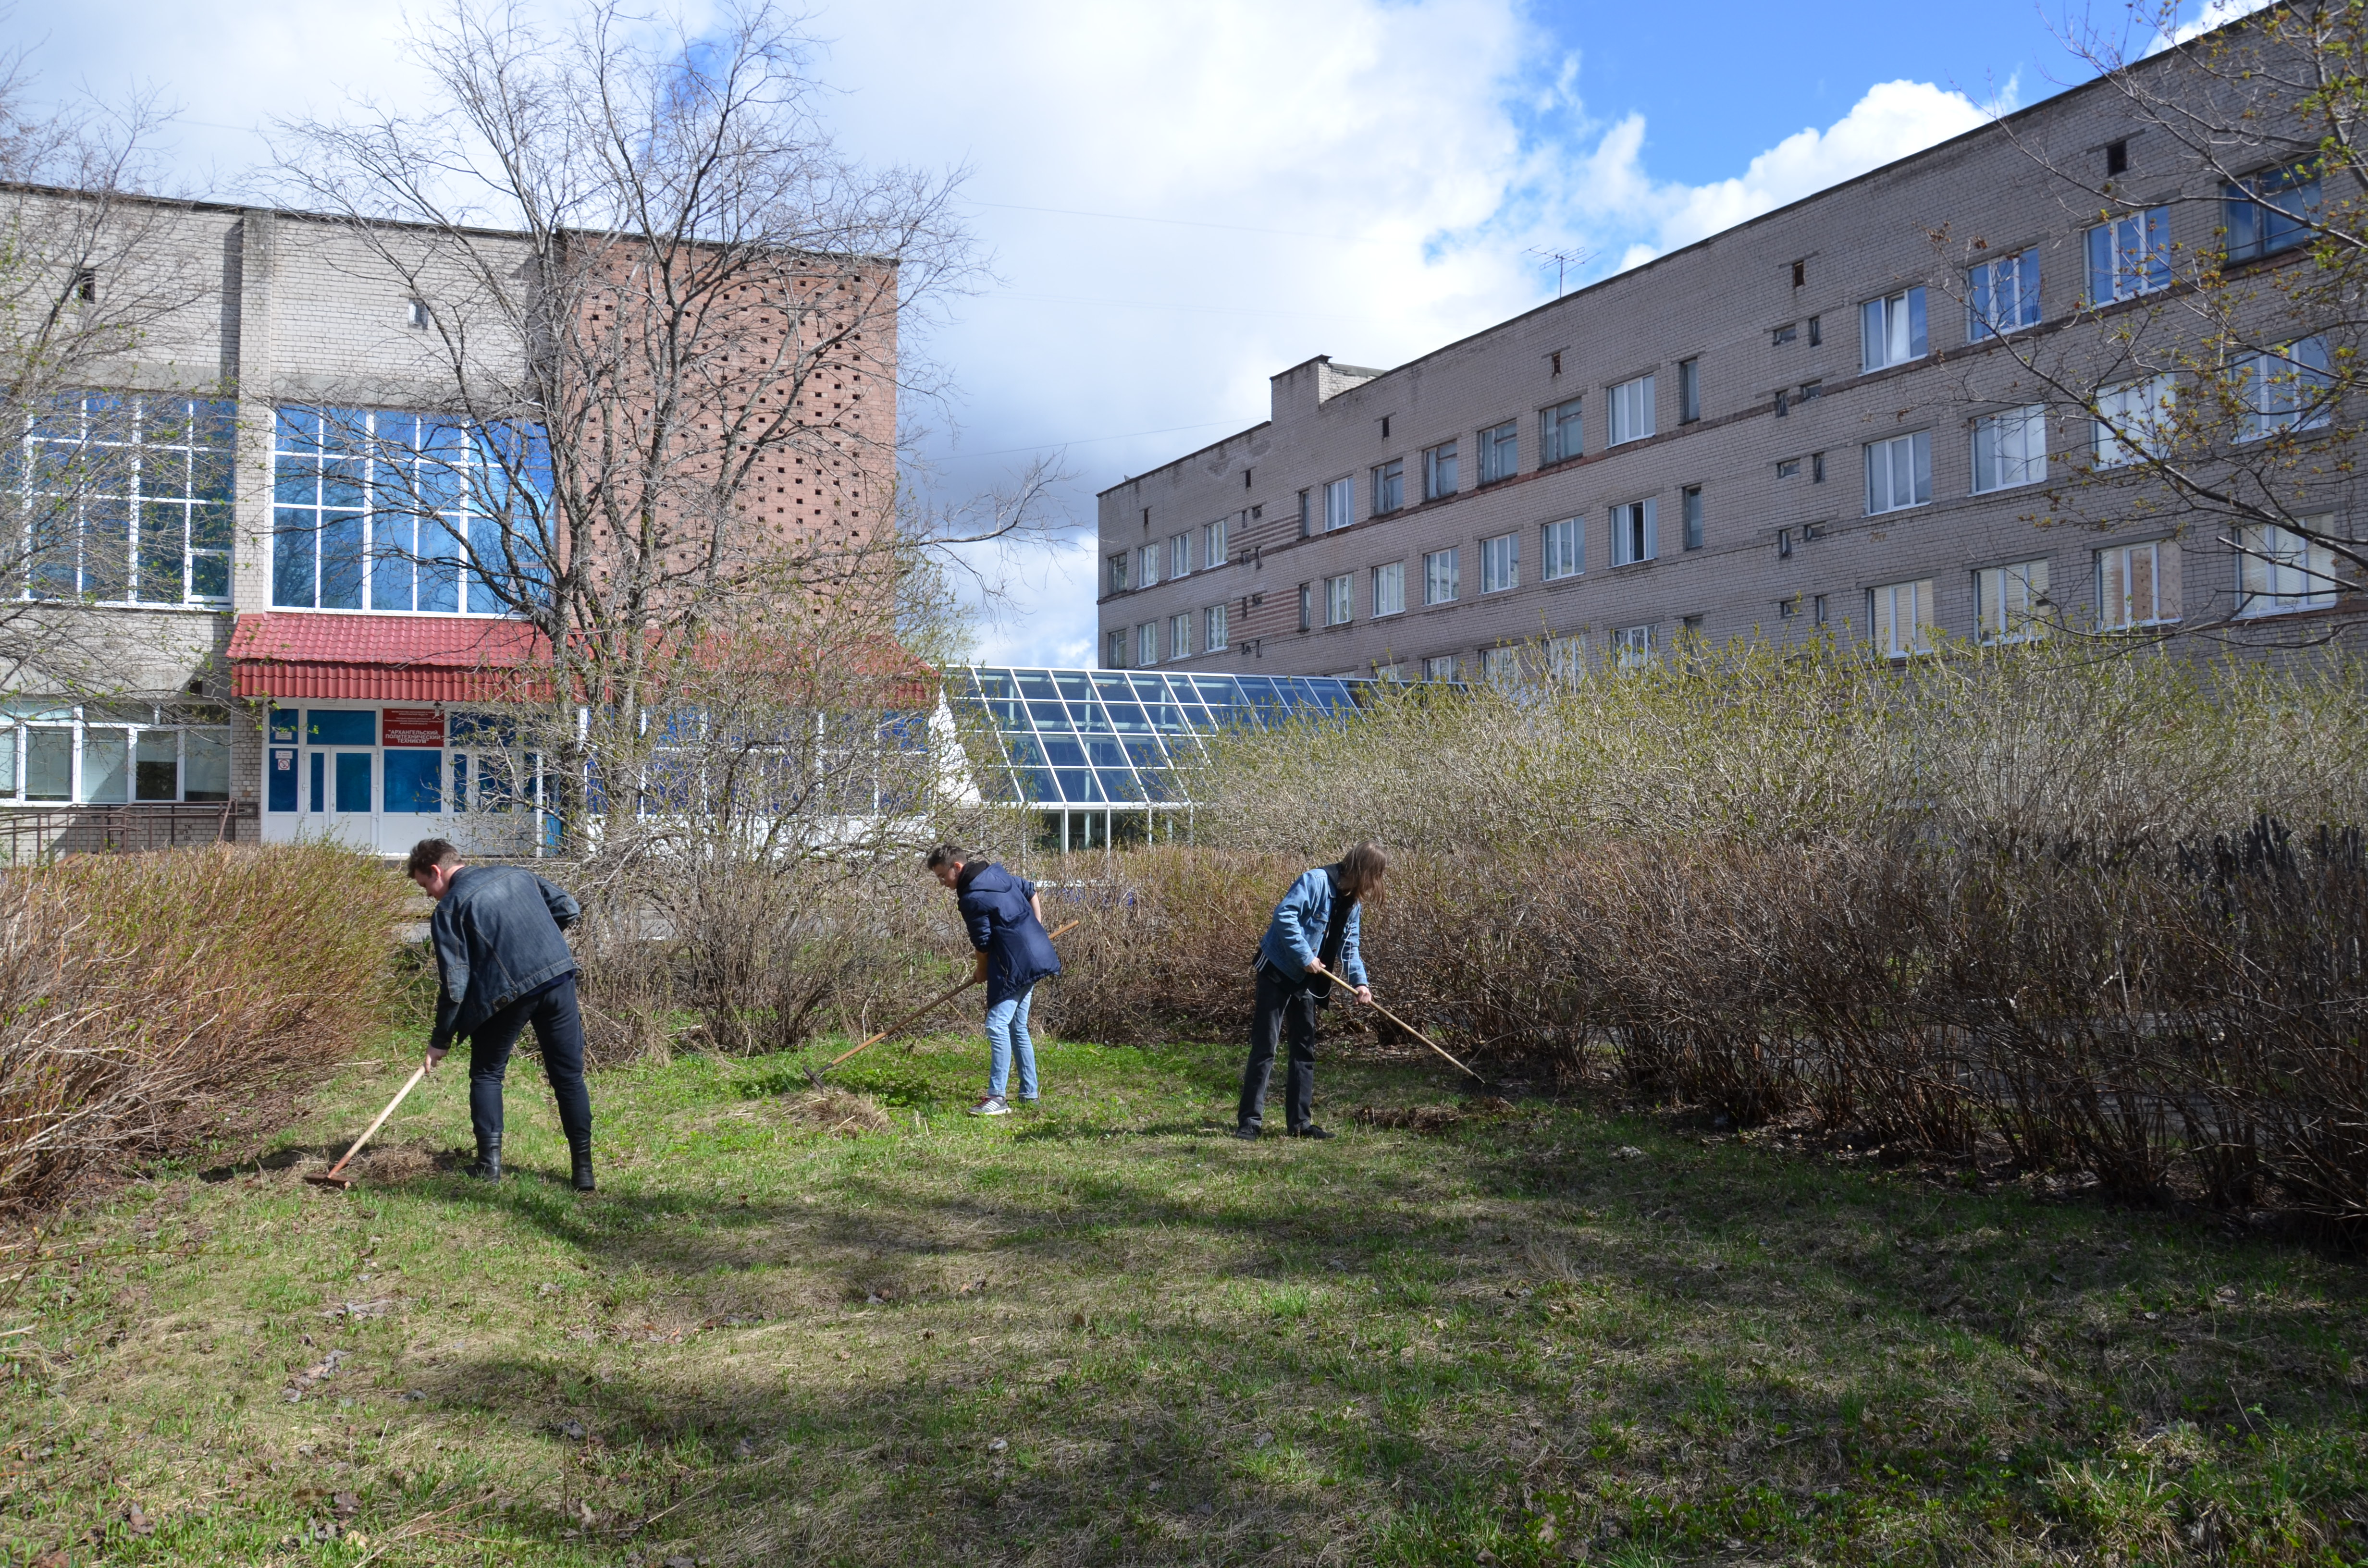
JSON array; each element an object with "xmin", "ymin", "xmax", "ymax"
[{"xmin": 303, "ymin": 1171, "xmax": 357, "ymax": 1190}]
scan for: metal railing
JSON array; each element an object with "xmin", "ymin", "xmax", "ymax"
[{"xmin": 0, "ymin": 802, "xmax": 257, "ymax": 863}]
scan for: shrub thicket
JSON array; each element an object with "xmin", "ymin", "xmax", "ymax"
[
  {"xmin": 1046, "ymin": 638, "xmax": 2368, "ymax": 1222},
  {"xmin": 0, "ymin": 843, "xmax": 411, "ymax": 1211}
]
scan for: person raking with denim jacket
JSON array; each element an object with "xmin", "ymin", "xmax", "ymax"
[
  {"xmin": 1236, "ymin": 841, "xmax": 1387, "ymax": 1141},
  {"xmin": 927, "ymin": 845, "xmax": 1061, "ymax": 1116},
  {"xmin": 409, "ymin": 838, "xmax": 597, "ymax": 1191}
]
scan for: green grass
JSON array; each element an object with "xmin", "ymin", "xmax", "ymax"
[{"xmin": 4, "ymin": 1028, "xmax": 2365, "ymax": 1566}]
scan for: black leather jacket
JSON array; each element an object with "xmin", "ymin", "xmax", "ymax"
[{"xmin": 428, "ymin": 865, "xmax": 581, "ymax": 1049}]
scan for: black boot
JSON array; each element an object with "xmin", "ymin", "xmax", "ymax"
[
  {"xmin": 466, "ymin": 1136, "xmax": 502, "ymax": 1182},
  {"xmin": 569, "ymin": 1134, "xmax": 595, "ymax": 1193}
]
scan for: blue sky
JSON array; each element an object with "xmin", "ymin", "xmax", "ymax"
[{"xmin": 9, "ymin": 0, "xmax": 2220, "ymax": 665}]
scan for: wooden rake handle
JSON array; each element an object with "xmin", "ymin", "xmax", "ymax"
[
  {"xmin": 822, "ymin": 919, "xmax": 1081, "ymax": 1073},
  {"xmin": 1310, "ymin": 962, "xmax": 1486, "ymax": 1082},
  {"xmin": 322, "ymin": 1065, "xmax": 428, "ymax": 1181}
]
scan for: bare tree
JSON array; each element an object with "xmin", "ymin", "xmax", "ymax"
[
  {"xmin": 1929, "ymin": 0, "xmax": 2367, "ymax": 647},
  {"xmin": 271, "ymin": 0, "xmax": 1053, "ymax": 854}
]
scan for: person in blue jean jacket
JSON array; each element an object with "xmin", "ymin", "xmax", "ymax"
[
  {"xmin": 928, "ymin": 845, "xmax": 1062, "ymax": 1116},
  {"xmin": 1237, "ymin": 841, "xmax": 1386, "ymax": 1141}
]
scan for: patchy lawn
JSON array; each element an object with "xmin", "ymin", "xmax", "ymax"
[{"xmin": 4, "ymin": 1029, "xmax": 2364, "ymax": 1566}]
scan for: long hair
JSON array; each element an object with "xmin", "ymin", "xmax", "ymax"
[{"xmin": 1337, "ymin": 841, "xmax": 1388, "ymax": 905}]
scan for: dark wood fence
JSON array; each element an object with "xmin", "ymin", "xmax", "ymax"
[{"xmin": 0, "ymin": 802, "xmax": 257, "ymax": 863}]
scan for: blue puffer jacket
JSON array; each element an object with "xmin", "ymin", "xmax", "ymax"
[
  {"xmin": 956, "ymin": 862, "xmax": 1061, "ymax": 1006},
  {"xmin": 428, "ymin": 864, "xmax": 581, "ymax": 1049},
  {"xmin": 1257, "ymin": 865, "xmax": 1367, "ymax": 987}
]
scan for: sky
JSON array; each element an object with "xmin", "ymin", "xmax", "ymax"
[{"xmin": 7, "ymin": 0, "xmax": 2238, "ymax": 666}]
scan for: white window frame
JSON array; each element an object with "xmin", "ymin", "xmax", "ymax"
[
  {"xmin": 1324, "ymin": 573, "xmax": 1353, "ymax": 626},
  {"xmin": 1167, "ymin": 611, "xmax": 1193, "ymax": 661},
  {"xmin": 1870, "ymin": 579, "xmax": 1935, "ymax": 658},
  {"xmin": 1479, "ymin": 420, "xmax": 1517, "ymax": 484},
  {"xmin": 1169, "ymin": 532, "xmax": 1192, "ymax": 578},
  {"xmin": 1861, "ymin": 287, "xmax": 1928, "ymax": 372},
  {"xmin": 1541, "ymin": 397, "xmax": 1583, "ymax": 464},
  {"xmin": 1967, "ymin": 250, "xmax": 2040, "ymax": 341},
  {"xmin": 1423, "ymin": 441, "xmax": 1459, "ymax": 501},
  {"xmin": 1613, "ymin": 625, "xmax": 1653, "ymax": 670},
  {"xmin": 1422, "ymin": 548, "xmax": 1459, "ymax": 606},
  {"xmin": 1479, "ymin": 645, "xmax": 1522, "ymax": 685},
  {"xmin": 1972, "ymin": 405, "xmax": 2047, "ymax": 493},
  {"xmin": 2085, "ymin": 208, "xmax": 2172, "ymax": 304},
  {"xmin": 1541, "ymin": 517, "xmax": 1582, "ymax": 581},
  {"xmin": 1203, "ymin": 601, "xmax": 1229, "ymax": 651},
  {"xmin": 2093, "ymin": 376, "xmax": 2177, "ymax": 469},
  {"xmin": 1202, "ymin": 516, "xmax": 1229, "ymax": 568},
  {"xmin": 0, "ymin": 701, "xmax": 234, "ymax": 805},
  {"xmin": 1371, "ymin": 458, "xmax": 1404, "ymax": 514},
  {"xmin": 1545, "ymin": 635, "xmax": 1583, "ymax": 682},
  {"xmin": 1135, "ymin": 543, "xmax": 1160, "ymax": 588},
  {"xmin": 1479, "ymin": 531, "xmax": 1517, "ymax": 594},
  {"xmin": 1611, "ymin": 498, "xmax": 1656, "ymax": 566},
  {"xmin": 2241, "ymin": 337, "xmax": 2333, "ymax": 440},
  {"xmin": 1136, "ymin": 622, "xmax": 1157, "ymax": 667},
  {"xmin": 1864, "ymin": 431, "xmax": 1933, "ymax": 514},
  {"xmin": 1371, "ymin": 560, "xmax": 1405, "ymax": 617},
  {"xmin": 1974, "ymin": 559, "xmax": 2051, "ymax": 644},
  {"xmin": 1323, "ymin": 477, "xmax": 1353, "ymax": 532},
  {"xmin": 2236, "ymin": 519, "xmax": 2339, "ymax": 617},
  {"xmin": 1608, "ymin": 375, "xmax": 1655, "ymax": 446},
  {"xmin": 1421, "ymin": 654, "xmax": 1458, "ymax": 682},
  {"xmin": 2098, "ymin": 541, "xmax": 2176, "ymax": 631}
]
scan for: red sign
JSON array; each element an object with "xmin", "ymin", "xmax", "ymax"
[{"xmin": 382, "ymin": 707, "xmax": 445, "ymax": 748}]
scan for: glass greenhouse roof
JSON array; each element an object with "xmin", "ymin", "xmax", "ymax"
[{"xmin": 947, "ymin": 667, "xmax": 1381, "ymax": 807}]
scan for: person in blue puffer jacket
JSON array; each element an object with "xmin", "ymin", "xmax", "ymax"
[
  {"xmin": 928, "ymin": 844, "xmax": 1061, "ymax": 1116},
  {"xmin": 1237, "ymin": 841, "xmax": 1387, "ymax": 1141}
]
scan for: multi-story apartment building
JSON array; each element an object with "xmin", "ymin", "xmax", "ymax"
[
  {"xmin": 0, "ymin": 190, "xmax": 894, "ymax": 857},
  {"xmin": 1098, "ymin": 30, "xmax": 2355, "ymax": 681}
]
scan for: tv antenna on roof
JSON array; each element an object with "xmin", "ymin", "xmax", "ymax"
[{"xmin": 1529, "ymin": 245, "xmax": 1593, "ymax": 299}]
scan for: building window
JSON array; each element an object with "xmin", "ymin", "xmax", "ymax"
[
  {"xmin": 1324, "ymin": 477, "xmax": 1353, "ymax": 531},
  {"xmin": 1546, "ymin": 635, "xmax": 1583, "ymax": 682},
  {"xmin": 1678, "ymin": 358, "xmax": 1700, "ymax": 424},
  {"xmin": 1776, "ymin": 458, "xmax": 1801, "ymax": 479},
  {"xmin": 1479, "ymin": 421, "xmax": 1517, "ymax": 484},
  {"xmin": 1371, "ymin": 458, "xmax": 1404, "ymax": 514},
  {"xmin": 1480, "ymin": 645, "xmax": 1521, "ymax": 685},
  {"xmin": 1169, "ymin": 611, "xmax": 1194, "ymax": 659},
  {"xmin": 1972, "ymin": 404, "xmax": 2047, "ymax": 492},
  {"xmin": 1680, "ymin": 486, "xmax": 1703, "ymax": 551},
  {"xmin": 1423, "ymin": 441, "xmax": 1459, "ymax": 501},
  {"xmin": 17, "ymin": 392, "xmax": 235, "ymax": 606},
  {"xmin": 1772, "ymin": 322, "xmax": 1798, "ymax": 347},
  {"xmin": 1297, "ymin": 489, "xmax": 1310, "ymax": 538},
  {"xmin": 1107, "ymin": 552, "xmax": 1130, "ymax": 593},
  {"xmin": 1204, "ymin": 601, "xmax": 1229, "ymax": 651},
  {"xmin": 1811, "ymin": 450, "xmax": 1825, "ymax": 481},
  {"xmin": 1611, "ymin": 498, "xmax": 1656, "ymax": 565},
  {"xmin": 1614, "ymin": 625, "xmax": 1653, "ymax": 670},
  {"xmin": 1421, "ymin": 654, "xmax": 1458, "ymax": 682},
  {"xmin": 2225, "ymin": 162, "xmax": 2320, "ymax": 262},
  {"xmin": 1371, "ymin": 560, "xmax": 1405, "ymax": 617},
  {"xmin": 271, "ymin": 407, "xmax": 533, "ymax": 616},
  {"xmin": 2085, "ymin": 208, "xmax": 2172, "ymax": 302},
  {"xmin": 1169, "ymin": 532, "xmax": 1192, "ymax": 578},
  {"xmin": 1480, "ymin": 531, "xmax": 1517, "ymax": 593},
  {"xmin": 0, "ymin": 701, "xmax": 232, "ymax": 805},
  {"xmin": 1777, "ymin": 527, "xmax": 1793, "ymax": 559},
  {"xmin": 2093, "ymin": 376, "xmax": 2176, "ymax": 468},
  {"xmin": 1135, "ymin": 542, "xmax": 1160, "ymax": 588},
  {"xmin": 1105, "ymin": 628, "xmax": 1128, "ymax": 668},
  {"xmin": 1775, "ymin": 389, "xmax": 1791, "ymax": 418},
  {"xmin": 1373, "ymin": 660, "xmax": 1405, "ymax": 682},
  {"xmin": 2099, "ymin": 540, "xmax": 2176, "ymax": 630},
  {"xmin": 405, "ymin": 296, "xmax": 431, "ymax": 330},
  {"xmin": 2241, "ymin": 337, "xmax": 2332, "ymax": 439},
  {"xmin": 1968, "ymin": 249, "xmax": 2041, "ymax": 341},
  {"xmin": 1812, "ymin": 595, "xmax": 1827, "ymax": 625},
  {"xmin": 1296, "ymin": 584, "xmax": 1312, "ymax": 633},
  {"xmin": 1422, "ymin": 548, "xmax": 1459, "ymax": 605},
  {"xmin": 1325, "ymin": 573, "xmax": 1353, "ymax": 626},
  {"xmin": 2236, "ymin": 520, "xmax": 2338, "ymax": 616},
  {"xmin": 1871, "ymin": 579, "xmax": 1935, "ymax": 657},
  {"xmin": 1864, "ymin": 431, "xmax": 1933, "ymax": 514},
  {"xmin": 1542, "ymin": 397, "xmax": 1584, "ymax": 464},
  {"xmin": 1136, "ymin": 622, "xmax": 1157, "ymax": 667},
  {"xmin": 1203, "ymin": 515, "xmax": 1229, "ymax": 567},
  {"xmin": 1861, "ymin": 288, "xmax": 1928, "ymax": 372},
  {"xmin": 1808, "ymin": 316, "xmax": 1822, "ymax": 347},
  {"xmin": 1975, "ymin": 559, "xmax": 2051, "ymax": 643},
  {"xmin": 1609, "ymin": 375, "xmax": 1655, "ymax": 445},
  {"xmin": 1541, "ymin": 517, "xmax": 1582, "ymax": 580},
  {"xmin": 2106, "ymin": 138, "xmax": 2129, "ymax": 176}
]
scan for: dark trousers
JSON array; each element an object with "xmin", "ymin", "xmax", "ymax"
[
  {"xmin": 1239, "ymin": 962, "xmax": 1323, "ymax": 1133},
  {"xmin": 469, "ymin": 974, "xmax": 592, "ymax": 1152}
]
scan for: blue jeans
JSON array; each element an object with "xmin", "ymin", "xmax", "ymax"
[{"xmin": 985, "ymin": 987, "xmax": 1038, "ymax": 1101}]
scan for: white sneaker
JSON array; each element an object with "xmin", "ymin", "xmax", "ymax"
[{"xmin": 968, "ymin": 1095, "xmax": 1010, "ymax": 1117}]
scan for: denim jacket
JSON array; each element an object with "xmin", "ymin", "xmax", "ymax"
[
  {"xmin": 1257, "ymin": 865, "xmax": 1367, "ymax": 988},
  {"xmin": 428, "ymin": 864, "xmax": 581, "ymax": 1049}
]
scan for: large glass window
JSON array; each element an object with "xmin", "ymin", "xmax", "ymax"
[
  {"xmin": 1371, "ymin": 561, "xmax": 1405, "ymax": 617},
  {"xmin": 2099, "ymin": 541, "xmax": 2177, "ymax": 630},
  {"xmin": 1479, "ymin": 421, "xmax": 1517, "ymax": 484},
  {"xmin": 1325, "ymin": 574, "xmax": 1353, "ymax": 625},
  {"xmin": 13, "ymin": 393, "xmax": 234, "ymax": 604},
  {"xmin": 2241, "ymin": 337, "xmax": 2332, "ymax": 439},
  {"xmin": 0, "ymin": 701, "xmax": 231, "ymax": 803},
  {"xmin": 1423, "ymin": 441, "xmax": 1459, "ymax": 501},
  {"xmin": 2236, "ymin": 520, "xmax": 2338, "ymax": 616},
  {"xmin": 2085, "ymin": 209, "xmax": 2172, "ymax": 303},
  {"xmin": 1371, "ymin": 459, "xmax": 1403, "ymax": 514},
  {"xmin": 1541, "ymin": 518, "xmax": 1582, "ymax": 580},
  {"xmin": 1541, "ymin": 397, "xmax": 1583, "ymax": 464},
  {"xmin": 1422, "ymin": 548, "xmax": 1459, "ymax": 605},
  {"xmin": 1973, "ymin": 405, "xmax": 2047, "ymax": 492},
  {"xmin": 273, "ymin": 407, "xmax": 541, "ymax": 615},
  {"xmin": 1968, "ymin": 251, "xmax": 2040, "ymax": 341},
  {"xmin": 2224, "ymin": 163, "xmax": 2321, "ymax": 262},
  {"xmin": 1608, "ymin": 376, "xmax": 1654, "ymax": 445},
  {"xmin": 1611, "ymin": 498, "xmax": 1656, "ymax": 565},
  {"xmin": 1480, "ymin": 531, "xmax": 1517, "ymax": 593},
  {"xmin": 1974, "ymin": 559, "xmax": 2051, "ymax": 644},
  {"xmin": 2093, "ymin": 377, "xmax": 2177, "ymax": 468},
  {"xmin": 1861, "ymin": 288, "xmax": 1928, "ymax": 372},
  {"xmin": 1871, "ymin": 579, "xmax": 1935, "ymax": 657},
  {"xmin": 1865, "ymin": 432, "xmax": 1933, "ymax": 513}
]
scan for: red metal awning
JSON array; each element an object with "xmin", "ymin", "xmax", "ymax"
[{"xmin": 228, "ymin": 612, "xmax": 551, "ymax": 702}]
